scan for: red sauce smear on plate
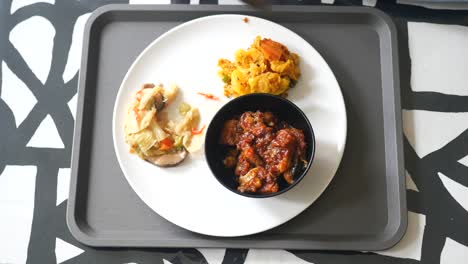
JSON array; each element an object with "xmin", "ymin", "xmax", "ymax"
[{"xmin": 197, "ymin": 92, "xmax": 219, "ymax": 101}]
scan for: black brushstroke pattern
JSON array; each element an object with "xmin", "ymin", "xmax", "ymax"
[
  {"xmin": 0, "ymin": 0, "xmax": 467, "ymax": 263},
  {"xmin": 222, "ymin": 249, "xmax": 249, "ymax": 264}
]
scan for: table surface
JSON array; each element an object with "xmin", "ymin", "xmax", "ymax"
[{"xmin": 1, "ymin": 0, "xmax": 468, "ymax": 264}]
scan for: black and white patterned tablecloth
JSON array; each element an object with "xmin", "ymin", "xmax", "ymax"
[{"xmin": 1, "ymin": 0, "xmax": 468, "ymax": 263}]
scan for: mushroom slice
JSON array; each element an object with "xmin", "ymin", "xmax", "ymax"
[
  {"xmin": 144, "ymin": 149, "xmax": 188, "ymax": 167},
  {"xmin": 153, "ymin": 92, "xmax": 165, "ymax": 111}
]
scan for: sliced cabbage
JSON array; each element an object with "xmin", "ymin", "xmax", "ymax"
[
  {"xmin": 150, "ymin": 119, "xmax": 169, "ymax": 142},
  {"xmin": 124, "ymin": 107, "xmax": 140, "ymax": 134},
  {"xmin": 163, "ymin": 84, "xmax": 178, "ymax": 105},
  {"xmin": 183, "ymin": 133, "xmax": 204, "ymax": 153},
  {"xmin": 173, "ymin": 135, "xmax": 184, "ymax": 148},
  {"xmin": 144, "ymin": 147, "xmax": 168, "ymax": 157},
  {"xmin": 138, "ymin": 86, "xmax": 163, "ymax": 110},
  {"xmin": 139, "ymin": 108, "xmax": 156, "ymax": 130},
  {"xmin": 179, "ymin": 102, "xmax": 191, "ymax": 115},
  {"xmin": 124, "ymin": 106, "xmax": 156, "ymax": 134},
  {"xmin": 175, "ymin": 108, "xmax": 200, "ymax": 135},
  {"xmin": 166, "ymin": 120, "xmax": 176, "ymax": 131},
  {"xmin": 125, "ymin": 116, "xmax": 169, "ymax": 152},
  {"xmin": 125, "ymin": 128, "xmax": 158, "ymax": 153}
]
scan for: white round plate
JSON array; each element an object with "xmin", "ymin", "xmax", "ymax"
[{"xmin": 113, "ymin": 15, "xmax": 347, "ymax": 237}]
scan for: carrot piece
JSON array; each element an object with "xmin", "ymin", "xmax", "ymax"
[
  {"xmin": 132, "ymin": 107, "xmax": 140, "ymax": 122},
  {"xmin": 197, "ymin": 92, "xmax": 219, "ymax": 100},
  {"xmin": 135, "ymin": 90, "xmax": 144, "ymax": 101},
  {"xmin": 159, "ymin": 137, "xmax": 174, "ymax": 150},
  {"xmin": 260, "ymin": 38, "xmax": 286, "ymax": 61},
  {"xmin": 192, "ymin": 125, "xmax": 206, "ymax": 135}
]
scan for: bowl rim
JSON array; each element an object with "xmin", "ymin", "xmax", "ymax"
[{"xmin": 204, "ymin": 93, "xmax": 316, "ymax": 198}]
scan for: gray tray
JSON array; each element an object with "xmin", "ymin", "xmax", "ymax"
[{"xmin": 67, "ymin": 4, "xmax": 406, "ymax": 250}]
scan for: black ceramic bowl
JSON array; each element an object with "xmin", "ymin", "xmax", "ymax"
[{"xmin": 205, "ymin": 93, "xmax": 315, "ymax": 198}]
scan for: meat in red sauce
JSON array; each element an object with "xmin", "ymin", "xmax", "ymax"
[{"xmin": 219, "ymin": 111, "xmax": 307, "ymax": 194}]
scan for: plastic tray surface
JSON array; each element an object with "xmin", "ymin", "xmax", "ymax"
[{"xmin": 67, "ymin": 4, "xmax": 406, "ymax": 250}]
